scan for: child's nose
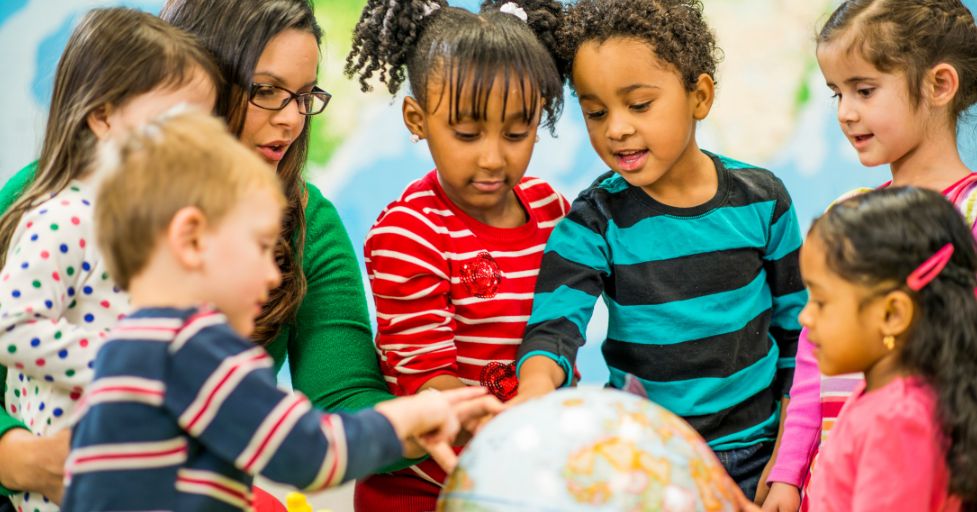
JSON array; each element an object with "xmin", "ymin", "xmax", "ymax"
[
  {"xmin": 267, "ymin": 262, "xmax": 282, "ymax": 289},
  {"xmin": 605, "ymin": 111, "xmax": 635, "ymax": 141},
  {"xmin": 798, "ymin": 303, "xmax": 814, "ymax": 328},
  {"xmin": 477, "ymin": 139, "xmax": 505, "ymax": 171},
  {"xmin": 837, "ymin": 96, "xmax": 858, "ymax": 124}
]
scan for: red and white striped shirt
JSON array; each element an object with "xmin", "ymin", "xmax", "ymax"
[{"xmin": 365, "ymin": 171, "xmax": 569, "ymax": 401}]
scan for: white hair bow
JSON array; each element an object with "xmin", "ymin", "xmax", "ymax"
[
  {"xmin": 421, "ymin": 1, "xmax": 441, "ymax": 18},
  {"xmin": 500, "ymin": 2, "xmax": 528, "ymax": 22}
]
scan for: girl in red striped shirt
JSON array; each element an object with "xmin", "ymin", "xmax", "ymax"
[{"xmin": 345, "ymin": 1, "xmax": 569, "ymax": 509}]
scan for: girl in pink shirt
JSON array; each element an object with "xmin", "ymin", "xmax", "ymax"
[
  {"xmin": 760, "ymin": 1, "xmax": 977, "ymax": 509},
  {"xmin": 796, "ymin": 187, "xmax": 976, "ymax": 511}
]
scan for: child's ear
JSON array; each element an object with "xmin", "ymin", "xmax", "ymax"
[
  {"xmin": 926, "ymin": 63, "xmax": 960, "ymax": 109},
  {"xmin": 880, "ymin": 290, "xmax": 915, "ymax": 340},
  {"xmin": 402, "ymin": 96, "xmax": 427, "ymax": 141},
  {"xmin": 167, "ymin": 206, "xmax": 208, "ymax": 270},
  {"xmin": 86, "ymin": 104, "xmax": 114, "ymax": 140},
  {"xmin": 691, "ymin": 73, "xmax": 715, "ymax": 121}
]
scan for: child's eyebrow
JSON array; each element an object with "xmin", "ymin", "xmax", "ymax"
[
  {"xmin": 503, "ymin": 110, "xmax": 529, "ymax": 122},
  {"xmin": 454, "ymin": 111, "xmax": 479, "ymax": 122},
  {"xmin": 257, "ymin": 226, "xmax": 280, "ymax": 238},
  {"xmin": 843, "ymin": 76, "xmax": 875, "ymax": 85},
  {"xmin": 453, "ymin": 110, "xmax": 530, "ymax": 123},
  {"xmin": 578, "ymin": 84, "xmax": 660, "ymax": 102},
  {"xmin": 617, "ymin": 83, "xmax": 659, "ymax": 95}
]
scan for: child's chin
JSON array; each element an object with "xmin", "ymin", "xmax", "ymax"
[
  {"xmin": 230, "ymin": 320, "xmax": 255, "ymax": 338},
  {"xmin": 818, "ymin": 363, "xmax": 845, "ymax": 376},
  {"xmin": 855, "ymin": 153, "xmax": 888, "ymax": 169}
]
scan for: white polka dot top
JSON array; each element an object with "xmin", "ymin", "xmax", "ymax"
[{"xmin": 0, "ymin": 179, "xmax": 129, "ymax": 437}]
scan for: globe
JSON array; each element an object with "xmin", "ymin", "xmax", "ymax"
[{"xmin": 437, "ymin": 387, "xmax": 743, "ymax": 512}]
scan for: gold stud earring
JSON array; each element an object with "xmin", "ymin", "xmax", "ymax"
[{"xmin": 883, "ymin": 335, "xmax": 895, "ymax": 351}]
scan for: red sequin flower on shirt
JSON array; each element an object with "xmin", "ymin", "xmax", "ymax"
[
  {"xmin": 480, "ymin": 361, "xmax": 518, "ymax": 401},
  {"xmin": 459, "ymin": 251, "xmax": 502, "ymax": 298}
]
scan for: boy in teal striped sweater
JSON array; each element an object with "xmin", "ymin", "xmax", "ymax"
[{"xmin": 515, "ymin": 0, "xmax": 806, "ymax": 500}]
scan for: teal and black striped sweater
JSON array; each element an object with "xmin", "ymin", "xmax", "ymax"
[{"xmin": 517, "ymin": 152, "xmax": 806, "ymax": 451}]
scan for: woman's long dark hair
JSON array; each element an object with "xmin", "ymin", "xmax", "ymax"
[
  {"xmin": 812, "ymin": 187, "xmax": 977, "ymax": 507},
  {"xmin": 161, "ymin": 0, "xmax": 323, "ymax": 345},
  {"xmin": 345, "ymin": 0, "xmax": 565, "ymax": 133}
]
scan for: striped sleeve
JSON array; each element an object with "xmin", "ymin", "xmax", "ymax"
[
  {"xmin": 163, "ymin": 316, "xmax": 402, "ymax": 489},
  {"xmin": 516, "ymin": 193, "xmax": 610, "ymax": 384},
  {"xmin": 364, "ymin": 203, "xmax": 457, "ymax": 395},
  {"xmin": 763, "ymin": 177, "xmax": 806, "ymax": 396}
]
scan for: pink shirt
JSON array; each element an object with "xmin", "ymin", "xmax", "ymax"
[
  {"xmin": 769, "ymin": 173, "xmax": 977, "ymax": 487},
  {"xmin": 806, "ymin": 376, "xmax": 959, "ymax": 512}
]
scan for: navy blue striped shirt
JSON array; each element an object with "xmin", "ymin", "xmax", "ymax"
[
  {"xmin": 517, "ymin": 152, "xmax": 806, "ymax": 450},
  {"xmin": 63, "ymin": 307, "xmax": 402, "ymax": 511}
]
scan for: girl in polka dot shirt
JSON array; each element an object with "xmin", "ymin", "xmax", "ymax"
[{"xmin": 0, "ymin": 8, "xmax": 218, "ymax": 510}]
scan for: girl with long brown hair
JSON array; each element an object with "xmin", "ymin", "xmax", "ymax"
[{"xmin": 0, "ymin": 7, "xmax": 219, "ymax": 510}]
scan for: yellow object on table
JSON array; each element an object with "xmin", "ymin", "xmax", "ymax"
[{"xmin": 284, "ymin": 491, "xmax": 333, "ymax": 512}]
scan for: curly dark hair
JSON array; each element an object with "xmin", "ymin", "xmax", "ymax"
[
  {"xmin": 559, "ymin": 0, "xmax": 722, "ymax": 91},
  {"xmin": 812, "ymin": 187, "xmax": 977, "ymax": 507},
  {"xmin": 819, "ymin": 0, "xmax": 977, "ymax": 125},
  {"xmin": 345, "ymin": 0, "xmax": 565, "ymax": 132}
]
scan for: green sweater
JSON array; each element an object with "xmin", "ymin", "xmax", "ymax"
[{"xmin": 0, "ymin": 163, "xmax": 414, "ymax": 493}]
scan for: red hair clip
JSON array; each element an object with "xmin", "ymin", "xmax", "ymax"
[{"xmin": 906, "ymin": 243, "xmax": 954, "ymax": 291}]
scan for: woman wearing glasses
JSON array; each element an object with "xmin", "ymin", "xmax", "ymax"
[{"xmin": 0, "ymin": 0, "xmax": 418, "ymax": 506}]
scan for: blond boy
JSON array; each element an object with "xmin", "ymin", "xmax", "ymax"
[{"xmin": 63, "ymin": 111, "xmax": 498, "ymax": 511}]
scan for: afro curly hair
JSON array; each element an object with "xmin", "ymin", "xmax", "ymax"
[{"xmin": 559, "ymin": 0, "xmax": 723, "ymax": 91}]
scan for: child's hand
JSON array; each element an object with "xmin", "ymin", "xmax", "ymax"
[
  {"xmin": 510, "ymin": 356, "xmax": 564, "ymax": 406},
  {"xmin": 375, "ymin": 387, "xmax": 503, "ymax": 472},
  {"xmin": 461, "ymin": 398, "xmax": 510, "ymax": 441},
  {"xmin": 734, "ymin": 486, "xmax": 763, "ymax": 512},
  {"xmin": 760, "ymin": 483, "xmax": 800, "ymax": 512},
  {"xmin": 419, "ymin": 389, "xmax": 505, "ymax": 471},
  {"xmin": 450, "ymin": 393, "xmax": 509, "ymax": 448},
  {"xmin": 510, "ymin": 375, "xmax": 556, "ymax": 406},
  {"xmin": 754, "ymin": 463, "xmax": 773, "ymax": 503},
  {"xmin": 717, "ymin": 475, "xmax": 761, "ymax": 512},
  {"xmin": 400, "ymin": 437, "xmax": 427, "ymax": 459},
  {"xmin": 454, "ymin": 391, "xmax": 505, "ymax": 433}
]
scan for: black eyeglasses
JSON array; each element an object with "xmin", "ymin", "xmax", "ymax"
[{"xmin": 248, "ymin": 83, "xmax": 332, "ymax": 115}]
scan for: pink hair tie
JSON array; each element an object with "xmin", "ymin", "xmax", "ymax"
[{"xmin": 906, "ymin": 243, "xmax": 955, "ymax": 291}]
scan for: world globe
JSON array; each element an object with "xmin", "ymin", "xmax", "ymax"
[{"xmin": 437, "ymin": 387, "xmax": 743, "ymax": 512}]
